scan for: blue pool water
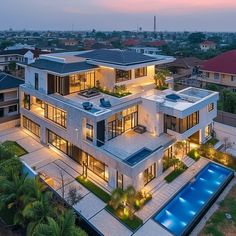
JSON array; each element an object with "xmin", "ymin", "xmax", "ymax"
[
  {"xmin": 153, "ymin": 163, "xmax": 233, "ymax": 236},
  {"xmin": 124, "ymin": 148, "xmax": 152, "ymax": 166}
]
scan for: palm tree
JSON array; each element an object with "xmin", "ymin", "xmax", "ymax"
[
  {"xmin": 123, "ymin": 186, "xmax": 136, "ymax": 219},
  {"xmin": 33, "ymin": 210, "xmax": 87, "ymax": 236},
  {"xmin": 110, "ymin": 188, "xmax": 124, "ymax": 210},
  {"xmin": 23, "ymin": 191, "xmax": 53, "ymax": 236},
  {"xmin": 0, "ymin": 173, "xmax": 30, "ymax": 226}
]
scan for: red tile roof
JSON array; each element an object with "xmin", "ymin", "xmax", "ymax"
[
  {"xmin": 200, "ymin": 40, "xmax": 216, "ymax": 45},
  {"xmin": 201, "ymin": 50, "xmax": 236, "ymax": 74},
  {"xmin": 145, "ymin": 40, "xmax": 167, "ymax": 47},
  {"xmin": 123, "ymin": 39, "xmax": 140, "ymax": 46}
]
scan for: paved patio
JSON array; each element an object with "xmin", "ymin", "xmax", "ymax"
[
  {"xmin": 0, "ymin": 127, "xmax": 212, "ymax": 236},
  {"xmin": 0, "ymin": 127, "xmax": 134, "ymax": 236}
]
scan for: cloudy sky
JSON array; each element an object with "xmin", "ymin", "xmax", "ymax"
[{"xmin": 0, "ymin": 0, "xmax": 236, "ymax": 31}]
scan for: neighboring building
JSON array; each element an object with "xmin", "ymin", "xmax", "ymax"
[
  {"xmin": 200, "ymin": 41, "xmax": 216, "ymax": 51},
  {"xmin": 0, "ymin": 73, "xmax": 24, "ymax": 129},
  {"xmin": 162, "ymin": 57, "xmax": 203, "ymax": 82},
  {"xmin": 64, "ymin": 39, "xmax": 79, "ymax": 47},
  {"xmin": 0, "ymin": 48, "xmax": 48, "ymax": 73},
  {"xmin": 200, "ymin": 50, "xmax": 236, "ymax": 91},
  {"xmin": 19, "ymin": 49, "xmax": 218, "ymax": 191},
  {"xmin": 4, "ymin": 43, "xmax": 35, "ymax": 51}
]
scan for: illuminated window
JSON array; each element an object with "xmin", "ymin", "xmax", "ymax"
[
  {"xmin": 208, "ymin": 103, "xmax": 214, "ymax": 112},
  {"xmin": 115, "ymin": 69, "xmax": 131, "ymax": 83},
  {"xmin": 86, "ymin": 123, "xmax": 93, "ymax": 141},
  {"xmin": 135, "ymin": 67, "xmax": 147, "ymax": 78}
]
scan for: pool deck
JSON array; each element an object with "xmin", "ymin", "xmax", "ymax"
[
  {"xmin": 136, "ymin": 158, "xmax": 210, "ymax": 223},
  {"xmin": 1, "ymin": 127, "xmax": 215, "ymax": 236}
]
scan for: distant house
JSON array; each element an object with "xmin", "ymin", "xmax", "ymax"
[
  {"xmin": 200, "ymin": 41, "xmax": 216, "ymax": 51},
  {"xmin": 163, "ymin": 57, "xmax": 203, "ymax": 79},
  {"xmin": 0, "ymin": 73, "xmax": 24, "ymax": 129},
  {"xmin": 0, "ymin": 48, "xmax": 47, "ymax": 72},
  {"xmin": 200, "ymin": 50, "xmax": 236, "ymax": 91},
  {"xmin": 123, "ymin": 39, "xmax": 140, "ymax": 47},
  {"xmin": 144, "ymin": 40, "xmax": 167, "ymax": 48},
  {"xmin": 64, "ymin": 39, "xmax": 79, "ymax": 47}
]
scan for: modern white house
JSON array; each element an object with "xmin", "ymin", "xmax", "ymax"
[{"xmin": 19, "ymin": 49, "xmax": 219, "ymax": 191}]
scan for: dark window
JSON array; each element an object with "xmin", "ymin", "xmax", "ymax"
[
  {"xmin": 208, "ymin": 103, "xmax": 214, "ymax": 112},
  {"xmin": 116, "ymin": 171, "xmax": 123, "ymax": 189},
  {"xmin": 135, "ymin": 67, "xmax": 147, "ymax": 78},
  {"xmin": 115, "ymin": 69, "xmax": 131, "ymax": 83},
  {"xmin": 0, "ymin": 93, "xmax": 4, "ymax": 102},
  {"xmin": 8, "ymin": 105, "xmax": 17, "ymax": 113},
  {"xmin": 23, "ymin": 116, "xmax": 40, "ymax": 137},
  {"xmin": 45, "ymin": 103, "xmax": 67, "ymax": 128},
  {"xmin": 23, "ymin": 93, "xmax": 30, "ymax": 110},
  {"xmin": 35, "ymin": 73, "xmax": 39, "ymax": 90},
  {"xmin": 0, "ymin": 108, "xmax": 4, "ymax": 117},
  {"xmin": 86, "ymin": 123, "xmax": 93, "ymax": 141},
  {"xmin": 164, "ymin": 111, "xmax": 199, "ymax": 134}
]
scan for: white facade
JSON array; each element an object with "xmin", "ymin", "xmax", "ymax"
[{"xmin": 19, "ymin": 50, "xmax": 219, "ymax": 191}]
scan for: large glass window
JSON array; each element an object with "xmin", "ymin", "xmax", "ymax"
[
  {"xmin": 0, "ymin": 93, "xmax": 4, "ymax": 102},
  {"xmin": 86, "ymin": 123, "xmax": 93, "ymax": 142},
  {"xmin": 144, "ymin": 163, "xmax": 156, "ymax": 185},
  {"xmin": 8, "ymin": 105, "xmax": 17, "ymax": 113},
  {"xmin": 135, "ymin": 67, "xmax": 147, "ymax": 78},
  {"xmin": 69, "ymin": 71, "xmax": 95, "ymax": 93},
  {"xmin": 45, "ymin": 103, "xmax": 67, "ymax": 128},
  {"xmin": 88, "ymin": 155, "xmax": 108, "ymax": 181},
  {"xmin": 164, "ymin": 111, "xmax": 199, "ymax": 134},
  {"xmin": 108, "ymin": 105, "xmax": 138, "ymax": 140},
  {"xmin": 47, "ymin": 130, "xmax": 68, "ymax": 154},
  {"xmin": 115, "ymin": 69, "xmax": 131, "ymax": 83},
  {"xmin": 117, "ymin": 171, "xmax": 123, "ymax": 189},
  {"xmin": 208, "ymin": 103, "xmax": 214, "ymax": 112},
  {"xmin": 23, "ymin": 116, "xmax": 40, "ymax": 137},
  {"xmin": 23, "ymin": 93, "xmax": 30, "ymax": 110}
]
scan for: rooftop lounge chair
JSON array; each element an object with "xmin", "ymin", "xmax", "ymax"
[
  {"xmin": 100, "ymin": 98, "xmax": 111, "ymax": 108},
  {"xmin": 82, "ymin": 102, "xmax": 93, "ymax": 110}
]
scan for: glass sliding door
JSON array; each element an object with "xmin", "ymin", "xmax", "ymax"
[{"xmin": 144, "ymin": 163, "xmax": 156, "ymax": 185}]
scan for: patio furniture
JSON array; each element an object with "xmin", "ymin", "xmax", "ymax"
[
  {"xmin": 133, "ymin": 125, "xmax": 147, "ymax": 134},
  {"xmin": 100, "ymin": 98, "xmax": 111, "ymax": 108},
  {"xmin": 79, "ymin": 88, "xmax": 100, "ymax": 98},
  {"xmin": 82, "ymin": 102, "xmax": 93, "ymax": 110}
]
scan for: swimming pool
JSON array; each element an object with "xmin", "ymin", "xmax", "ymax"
[{"xmin": 153, "ymin": 163, "xmax": 234, "ymax": 236}]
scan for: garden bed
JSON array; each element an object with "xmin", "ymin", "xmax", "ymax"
[
  {"xmin": 76, "ymin": 176, "xmax": 111, "ymax": 203},
  {"xmin": 105, "ymin": 205, "xmax": 143, "ymax": 231},
  {"xmin": 2, "ymin": 141, "xmax": 28, "ymax": 157},
  {"xmin": 206, "ymin": 137, "xmax": 219, "ymax": 146},
  {"xmin": 165, "ymin": 167, "xmax": 187, "ymax": 183},
  {"xmin": 96, "ymin": 87, "xmax": 131, "ymax": 98}
]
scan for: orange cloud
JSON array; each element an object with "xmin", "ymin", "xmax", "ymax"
[{"xmin": 99, "ymin": 0, "xmax": 236, "ymax": 13}]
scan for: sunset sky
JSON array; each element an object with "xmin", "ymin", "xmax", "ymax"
[{"xmin": 0, "ymin": 0, "xmax": 236, "ymax": 31}]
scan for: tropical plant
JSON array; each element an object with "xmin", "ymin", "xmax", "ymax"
[
  {"xmin": 33, "ymin": 210, "xmax": 87, "ymax": 236},
  {"xmin": 123, "ymin": 186, "xmax": 136, "ymax": 219},
  {"xmin": 0, "ymin": 173, "xmax": 30, "ymax": 226},
  {"xmin": 0, "ymin": 143, "xmax": 15, "ymax": 162},
  {"xmin": 110, "ymin": 188, "xmax": 124, "ymax": 210},
  {"xmin": 154, "ymin": 69, "xmax": 171, "ymax": 89},
  {"xmin": 174, "ymin": 141, "xmax": 186, "ymax": 158},
  {"xmin": 23, "ymin": 190, "xmax": 53, "ymax": 236}
]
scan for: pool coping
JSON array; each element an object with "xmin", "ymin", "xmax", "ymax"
[{"xmin": 151, "ymin": 162, "xmax": 234, "ymax": 236}]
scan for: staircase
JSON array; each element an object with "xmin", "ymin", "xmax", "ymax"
[{"xmin": 182, "ymin": 156, "xmax": 195, "ymax": 167}]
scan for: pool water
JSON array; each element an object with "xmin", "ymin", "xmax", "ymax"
[
  {"xmin": 153, "ymin": 163, "xmax": 233, "ymax": 236},
  {"xmin": 125, "ymin": 148, "xmax": 152, "ymax": 166}
]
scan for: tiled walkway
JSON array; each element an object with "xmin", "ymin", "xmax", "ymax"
[
  {"xmin": 0, "ymin": 127, "xmax": 210, "ymax": 236},
  {"xmin": 1, "ymin": 128, "xmax": 132, "ymax": 236},
  {"xmin": 136, "ymin": 158, "xmax": 209, "ymax": 222}
]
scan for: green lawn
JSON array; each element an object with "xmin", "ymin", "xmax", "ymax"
[
  {"xmin": 105, "ymin": 205, "xmax": 143, "ymax": 231},
  {"xmin": 165, "ymin": 168, "xmax": 186, "ymax": 183},
  {"xmin": 76, "ymin": 176, "xmax": 111, "ymax": 203},
  {"xmin": 2, "ymin": 141, "xmax": 28, "ymax": 157},
  {"xmin": 200, "ymin": 185, "xmax": 236, "ymax": 236}
]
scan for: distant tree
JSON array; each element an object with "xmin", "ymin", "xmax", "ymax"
[{"xmin": 188, "ymin": 32, "xmax": 205, "ymax": 44}]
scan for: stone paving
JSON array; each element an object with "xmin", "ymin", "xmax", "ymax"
[
  {"xmin": 0, "ymin": 127, "xmax": 212, "ymax": 236},
  {"xmin": 136, "ymin": 158, "xmax": 209, "ymax": 222}
]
